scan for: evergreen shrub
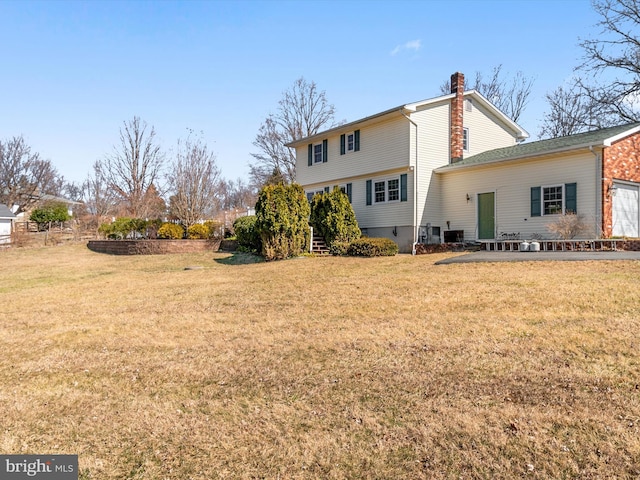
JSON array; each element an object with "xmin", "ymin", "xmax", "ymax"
[
  {"xmin": 234, "ymin": 215, "xmax": 261, "ymax": 252},
  {"xmin": 255, "ymin": 183, "xmax": 310, "ymax": 261},
  {"xmin": 347, "ymin": 237, "xmax": 399, "ymax": 257},
  {"xmin": 309, "ymin": 187, "xmax": 360, "ymax": 250}
]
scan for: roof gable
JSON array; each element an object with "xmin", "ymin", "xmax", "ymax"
[
  {"xmin": 0, "ymin": 204, "xmax": 16, "ymax": 219},
  {"xmin": 436, "ymin": 122, "xmax": 640, "ymax": 172},
  {"xmin": 287, "ymin": 89, "xmax": 528, "ymax": 148}
]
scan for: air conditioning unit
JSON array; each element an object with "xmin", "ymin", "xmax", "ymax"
[{"xmin": 419, "ymin": 224, "xmax": 441, "ymax": 244}]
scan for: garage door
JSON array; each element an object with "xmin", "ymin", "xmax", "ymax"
[{"xmin": 612, "ymin": 182, "xmax": 640, "ymax": 237}]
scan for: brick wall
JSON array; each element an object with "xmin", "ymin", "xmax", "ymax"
[
  {"xmin": 450, "ymin": 72, "xmax": 465, "ymax": 163},
  {"xmin": 602, "ymin": 134, "xmax": 640, "ymax": 237},
  {"xmin": 87, "ymin": 239, "xmax": 221, "ymax": 255}
]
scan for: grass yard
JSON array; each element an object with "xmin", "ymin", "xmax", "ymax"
[{"xmin": 1, "ymin": 244, "xmax": 639, "ymax": 479}]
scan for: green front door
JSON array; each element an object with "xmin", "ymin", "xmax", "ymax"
[{"xmin": 477, "ymin": 192, "xmax": 495, "ymax": 240}]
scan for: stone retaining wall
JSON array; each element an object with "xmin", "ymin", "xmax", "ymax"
[
  {"xmin": 619, "ymin": 240, "xmax": 640, "ymax": 251},
  {"xmin": 87, "ymin": 239, "xmax": 221, "ymax": 255}
]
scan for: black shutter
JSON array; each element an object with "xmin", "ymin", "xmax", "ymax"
[
  {"xmin": 354, "ymin": 130, "xmax": 360, "ymax": 151},
  {"xmin": 340, "ymin": 134, "xmax": 345, "ymax": 155},
  {"xmin": 308, "ymin": 144, "xmax": 313, "ymax": 166},
  {"xmin": 346, "ymin": 183, "xmax": 352, "ymax": 203},
  {"xmin": 322, "ymin": 139, "xmax": 328, "ymax": 163},
  {"xmin": 531, "ymin": 187, "xmax": 541, "ymax": 217},
  {"xmin": 400, "ymin": 174, "xmax": 408, "ymax": 202},
  {"xmin": 366, "ymin": 180, "xmax": 372, "ymax": 206},
  {"xmin": 565, "ymin": 183, "xmax": 577, "ymax": 213}
]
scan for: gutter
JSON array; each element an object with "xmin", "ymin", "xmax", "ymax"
[
  {"xmin": 434, "ymin": 142, "xmax": 609, "ymax": 173},
  {"xmin": 400, "ymin": 108, "xmax": 419, "ymax": 255}
]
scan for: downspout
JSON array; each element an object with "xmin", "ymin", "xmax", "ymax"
[
  {"xmin": 400, "ymin": 109, "xmax": 419, "ymax": 255},
  {"xmin": 589, "ymin": 146, "xmax": 601, "ymax": 238}
]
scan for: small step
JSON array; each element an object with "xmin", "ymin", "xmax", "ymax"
[{"xmin": 312, "ymin": 235, "xmax": 330, "ymax": 254}]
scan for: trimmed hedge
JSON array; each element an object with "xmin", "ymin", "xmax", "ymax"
[{"xmin": 347, "ymin": 237, "xmax": 399, "ymax": 257}]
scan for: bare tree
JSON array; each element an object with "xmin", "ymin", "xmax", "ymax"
[
  {"xmin": 220, "ymin": 177, "xmax": 257, "ymax": 211},
  {"xmin": 100, "ymin": 117, "xmax": 165, "ymax": 218},
  {"xmin": 0, "ymin": 135, "xmax": 64, "ymax": 214},
  {"xmin": 440, "ymin": 65, "xmax": 534, "ymax": 123},
  {"xmin": 250, "ymin": 77, "xmax": 338, "ymax": 186},
  {"xmin": 538, "ymin": 82, "xmax": 612, "ymax": 138},
  {"xmin": 577, "ymin": 0, "xmax": 640, "ymax": 124},
  {"xmin": 167, "ymin": 136, "xmax": 221, "ymax": 228}
]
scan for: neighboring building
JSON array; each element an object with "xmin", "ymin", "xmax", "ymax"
[
  {"xmin": 0, "ymin": 204, "xmax": 16, "ymax": 244},
  {"xmin": 289, "ymin": 72, "xmax": 640, "ymax": 252}
]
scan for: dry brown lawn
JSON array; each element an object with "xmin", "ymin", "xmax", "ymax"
[{"xmin": 1, "ymin": 244, "xmax": 639, "ymax": 479}]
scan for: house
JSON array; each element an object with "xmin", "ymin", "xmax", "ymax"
[
  {"xmin": 289, "ymin": 72, "xmax": 640, "ymax": 252},
  {"xmin": 0, "ymin": 204, "xmax": 16, "ymax": 244}
]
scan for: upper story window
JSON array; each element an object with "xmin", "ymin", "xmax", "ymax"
[
  {"xmin": 463, "ymin": 128, "xmax": 469, "ymax": 152},
  {"xmin": 340, "ymin": 130, "xmax": 360, "ymax": 155},
  {"xmin": 307, "ymin": 139, "xmax": 328, "ymax": 166},
  {"xmin": 313, "ymin": 143, "xmax": 323, "ymax": 163}
]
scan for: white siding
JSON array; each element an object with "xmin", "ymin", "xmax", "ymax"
[
  {"xmin": 412, "ymin": 102, "xmax": 450, "ymax": 233},
  {"xmin": 464, "ymin": 99, "xmax": 518, "ymax": 157},
  {"xmin": 296, "ymin": 115, "xmax": 411, "ymax": 187},
  {"xmin": 439, "ymin": 151, "xmax": 600, "ymax": 240}
]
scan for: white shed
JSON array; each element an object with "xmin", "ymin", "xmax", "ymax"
[{"xmin": 0, "ymin": 204, "xmax": 16, "ymax": 244}]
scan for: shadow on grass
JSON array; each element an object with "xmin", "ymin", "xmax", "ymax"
[{"xmin": 214, "ymin": 251, "xmax": 265, "ymax": 265}]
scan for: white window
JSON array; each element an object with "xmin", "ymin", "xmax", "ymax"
[
  {"xmin": 313, "ymin": 143, "xmax": 323, "ymax": 163},
  {"xmin": 306, "ymin": 189, "xmax": 325, "ymax": 202},
  {"xmin": 463, "ymin": 128, "xmax": 469, "ymax": 152},
  {"xmin": 388, "ymin": 178, "xmax": 399, "ymax": 201},
  {"xmin": 543, "ymin": 185, "xmax": 563, "ymax": 215},
  {"xmin": 374, "ymin": 178, "xmax": 400, "ymax": 203},
  {"xmin": 374, "ymin": 181, "xmax": 386, "ymax": 203},
  {"xmin": 346, "ymin": 133, "xmax": 355, "ymax": 151}
]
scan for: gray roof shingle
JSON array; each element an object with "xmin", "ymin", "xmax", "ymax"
[
  {"xmin": 437, "ymin": 122, "xmax": 640, "ymax": 171},
  {"xmin": 0, "ymin": 204, "xmax": 16, "ymax": 218}
]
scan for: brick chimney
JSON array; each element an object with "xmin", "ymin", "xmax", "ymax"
[{"xmin": 450, "ymin": 72, "xmax": 464, "ymax": 163}]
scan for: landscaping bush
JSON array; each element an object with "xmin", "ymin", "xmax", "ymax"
[
  {"xmin": 347, "ymin": 237, "xmax": 398, "ymax": 257},
  {"xmin": 29, "ymin": 202, "xmax": 70, "ymax": 230},
  {"xmin": 329, "ymin": 240, "xmax": 351, "ymax": 256},
  {"xmin": 546, "ymin": 212, "xmax": 588, "ymax": 239},
  {"xmin": 98, "ymin": 217, "xmax": 148, "ymax": 239},
  {"xmin": 234, "ymin": 215, "xmax": 261, "ymax": 252},
  {"xmin": 187, "ymin": 223, "xmax": 210, "ymax": 239},
  {"xmin": 157, "ymin": 222, "xmax": 185, "ymax": 239},
  {"xmin": 255, "ymin": 183, "xmax": 310, "ymax": 261},
  {"xmin": 310, "ymin": 187, "xmax": 360, "ymax": 249}
]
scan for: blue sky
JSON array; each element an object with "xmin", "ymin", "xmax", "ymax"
[{"xmin": 0, "ymin": 0, "xmax": 601, "ymax": 185}]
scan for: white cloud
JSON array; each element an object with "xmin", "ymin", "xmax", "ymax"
[{"xmin": 391, "ymin": 39, "xmax": 422, "ymax": 56}]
